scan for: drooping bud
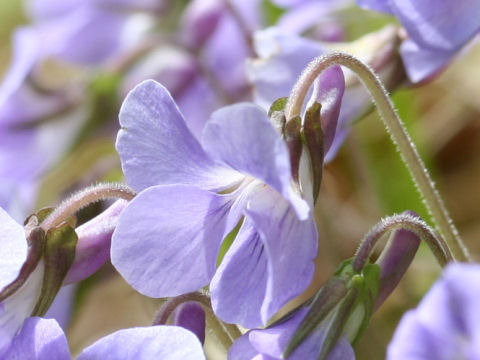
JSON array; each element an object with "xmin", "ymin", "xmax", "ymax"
[
  {"xmin": 302, "ymin": 101, "xmax": 324, "ymax": 203},
  {"xmin": 173, "ymin": 301, "xmax": 206, "ymax": 345},
  {"xmin": 374, "ymin": 212, "xmax": 421, "ymax": 310}
]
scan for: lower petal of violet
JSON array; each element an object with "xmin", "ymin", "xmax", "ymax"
[
  {"xmin": 245, "ymin": 185, "xmax": 318, "ymax": 326},
  {"xmin": 210, "ymin": 218, "xmax": 269, "ymax": 328},
  {"xmin": 111, "ymin": 184, "xmax": 233, "ymax": 298}
]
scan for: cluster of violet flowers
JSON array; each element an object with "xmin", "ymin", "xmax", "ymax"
[{"xmin": 1, "ymin": 0, "xmax": 480, "ymax": 359}]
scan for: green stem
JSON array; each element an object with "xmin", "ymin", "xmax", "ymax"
[
  {"xmin": 41, "ymin": 183, "xmax": 135, "ymax": 231},
  {"xmin": 353, "ymin": 213, "xmax": 453, "ymax": 270},
  {"xmin": 285, "ymin": 52, "xmax": 470, "ymax": 262}
]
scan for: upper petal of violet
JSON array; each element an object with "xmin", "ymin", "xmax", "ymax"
[
  {"xmin": 202, "ymin": 102, "xmax": 310, "ymax": 219},
  {"xmin": 389, "ymin": 0, "xmax": 480, "ymax": 52},
  {"xmin": 116, "ymin": 80, "xmax": 242, "ymax": 193}
]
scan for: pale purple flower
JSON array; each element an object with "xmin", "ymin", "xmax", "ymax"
[
  {"xmin": 229, "ymin": 307, "xmax": 355, "ymax": 360},
  {"xmin": 358, "ymin": 0, "xmax": 480, "ymax": 82},
  {"xmin": 111, "ymin": 79, "xmax": 327, "ymax": 328},
  {"xmin": 3, "ymin": 317, "xmax": 205, "ymax": 360},
  {"xmin": 387, "ymin": 263, "xmax": 480, "ymax": 359}
]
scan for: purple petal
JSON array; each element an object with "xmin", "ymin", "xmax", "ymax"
[
  {"xmin": 176, "ymin": 77, "xmax": 224, "ymax": 140},
  {"xmin": 202, "ymin": 14, "xmax": 251, "ymax": 96},
  {"xmin": 357, "ymin": 0, "xmax": 393, "ymax": 14},
  {"xmin": 180, "ymin": 0, "xmax": 225, "ymax": 49},
  {"xmin": 3, "ymin": 317, "xmax": 71, "ymax": 360},
  {"xmin": 0, "ymin": 28, "xmax": 39, "ymax": 124},
  {"xmin": 44, "ymin": 285, "xmax": 76, "ymax": 330},
  {"xmin": 77, "ymin": 325, "xmax": 205, "ymax": 360},
  {"xmin": 442, "ymin": 264, "xmax": 480, "ymax": 341},
  {"xmin": 0, "ymin": 264, "xmax": 45, "ymax": 357},
  {"xmin": 210, "ymin": 219, "xmax": 269, "ymax": 328},
  {"xmin": 307, "ymin": 65, "xmax": 345, "ymax": 154},
  {"xmin": 247, "ymin": 27, "xmax": 326, "ymax": 109},
  {"xmin": 37, "ymin": 7, "xmax": 126, "ymax": 65},
  {"xmin": 0, "ymin": 208, "xmax": 27, "ymax": 290},
  {"xmin": 228, "ymin": 332, "xmax": 260, "ymax": 360},
  {"xmin": 25, "ymin": 0, "xmax": 82, "ymax": 19},
  {"xmin": 202, "ymin": 103, "xmax": 310, "ymax": 219},
  {"xmin": 390, "ymin": 0, "xmax": 480, "ymax": 52},
  {"xmin": 111, "ymin": 185, "xmax": 232, "ymax": 298},
  {"xmin": 64, "ymin": 200, "xmax": 128, "ymax": 284},
  {"xmin": 277, "ymin": 1, "xmax": 351, "ymax": 34},
  {"xmin": 116, "ymin": 80, "xmax": 241, "ymax": 192},
  {"xmin": 387, "ymin": 264, "xmax": 480, "ymax": 359},
  {"xmin": 245, "ymin": 185, "xmax": 317, "ymax": 323},
  {"xmin": 400, "ymin": 40, "xmax": 453, "ymax": 83},
  {"xmin": 387, "ymin": 311, "xmax": 455, "ymax": 359},
  {"xmin": 173, "ymin": 302, "xmax": 206, "ymax": 345}
]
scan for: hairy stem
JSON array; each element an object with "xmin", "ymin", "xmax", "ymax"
[
  {"xmin": 285, "ymin": 52, "xmax": 470, "ymax": 262},
  {"xmin": 353, "ymin": 213, "xmax": 453, "ymax": 271},
  {"xmin": 41, "ymin": 183, "xmax": 135, "ymax": 231}
]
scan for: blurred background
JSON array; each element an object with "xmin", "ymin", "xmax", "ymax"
[{"xmin": 1, "ymin": 1, "xmax": 479, "ymax": 359}]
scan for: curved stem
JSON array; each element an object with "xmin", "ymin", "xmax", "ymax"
[
  {"xmin": 353, "ymin": 213, "xmax": 453, "ymax": 271},
  {"xmin": 41, "ymin": 183, "xmax": 135, "ymax": 231},
  {"xmin": 285, "ymin": 52, "xmax": 470, "ymax": 262},
  {"xmin": 153, "ymin": 292, "xmax": 241, "ymax": 350}
]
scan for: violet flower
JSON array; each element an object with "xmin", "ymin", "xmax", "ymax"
[
  {"xmin": 358, "ymin": 0, "xmax": 480, "ymax": 82},
  {"xmin": 110, "ymin": 77, "xmax": 347, "ymax": 327},
  {"xmin": 3, "ymin": 317, "xmax": 205, "ymax": 360},
  {"xmin": 387, "ymin": 263, "xmax": 480, "ymax": 359}
]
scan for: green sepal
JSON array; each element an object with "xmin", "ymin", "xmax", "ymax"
[
  {"xmin": 24, "ymin": 207, "xmax": 55, "ymax": 226},
  {"xmin": 317, "ymin": 285, "xmax": 359, "ymax": 360},
  {"xmin": 268, "ymin": 97, "xmax": 288, "ymax": 117},
  {"xmin": 284, "ymin": 115, "xmax": 303, "ymax": 185},
  {"xmin": 31, "ymin": 221, "xmax": 78, "ymax": 316},
  {"xmin": 302, "ymin": 101, "xmax": 324, "ymax": 204},
  {"xmin": 284, "ymin": 276, "xmax": 349, "ymax": 358},
  {"xmin": 348, "ymin": 263, "xmax": 381, "ymax": 345}
]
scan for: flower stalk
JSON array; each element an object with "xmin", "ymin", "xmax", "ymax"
[
  {"xmin": 353, "ymin": 213, "xmax": 453, "ymax": 271},
  {"xmin": 40, "ymin": 183, "xmax": 135, "ymax": 232},
  {"xmin": 285, "ymin": 52, "xmax": 471, "ymax": 262}
]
